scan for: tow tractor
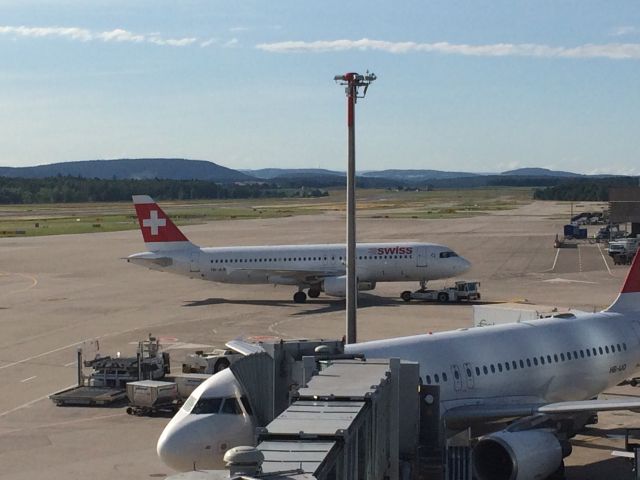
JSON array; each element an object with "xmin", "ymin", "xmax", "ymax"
[{"xmin": 401, "ymin": 280, "xmax": 481, "ymax": 303}]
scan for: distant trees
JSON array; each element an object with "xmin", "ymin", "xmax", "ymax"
[
  {"xmin": 0, "ymin": 176, "xmax": 326, "ymax": 204},
  {"xmin": 533, "ymin": 177, "xmax": 638, "ymax": 201}
]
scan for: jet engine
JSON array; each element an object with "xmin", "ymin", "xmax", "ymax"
[
  {"xmin": 322, "ymin": 276, "xmax": 376, "ymax": 297},
  {"xmin": 473, "ymin": 429, "xmax": 567, "ymax": 480}
]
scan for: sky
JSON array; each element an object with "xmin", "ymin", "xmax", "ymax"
[{"xmin": 1, "ymin": 1, "xmax": 639, "ymax": 175}]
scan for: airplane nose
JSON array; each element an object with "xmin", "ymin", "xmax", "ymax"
[
  {"xmin": 459, "ymin": 257, "xmax": 471, "ymax": 273},
  {"xmin": 157, "ymin": 421, "xmax": 193, "ymax": 471}
]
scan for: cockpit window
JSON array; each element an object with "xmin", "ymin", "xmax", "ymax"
[
  {"xmin": 439, "ymin": 251, "xmax": 458, "ymax": 258},
  {"xmin": 220, "ymin": 398, "xmax": 243, "ymax": 415},
  {"xmin": 191, "ymin": 397, "xmax": 223, "ymax": 414},
  {"xmin": 240, "ymin": 396, "xmax": 253, "ymax": 415}
]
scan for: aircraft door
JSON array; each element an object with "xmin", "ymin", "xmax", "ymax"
[
  {"xmin": 190, "ymin": 251, "xmax": 200, "ymax": 272},
  {"xmin": 451, "ymin": 364, "xmax": 463, "ymax": 391},
  {"xmin": 463, "ymin": 362, "xmax": 474, "ymax": 390},
  {"xmin": 417, "ymin": 247, "xmax": 429, "ymax": 268}
]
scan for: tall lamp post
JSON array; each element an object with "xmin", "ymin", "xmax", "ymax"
[{"xmin": 334, "ymin": 71, "xmax": 376, "ymax": 344}]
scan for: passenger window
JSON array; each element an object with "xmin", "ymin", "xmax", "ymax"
[
  {"xmin": 547, "ymin": 355, "xmax": 552, "ymax": 363},
  {"xmin": 526, "ymin": 359, "xmax": 531, "ymax": 367},
  {"xmin": 599, "ymin": 347, "xmax": 604, "ymax": 355},
  {"xmin": 505, "ymin": 362, "xmax": 510, "ymax": 371},
  {"xmin": 498, "ymin": 364, "xmax": 503, "ymax": 372},
  {"xmin": 592, "ymin": 348, "xmax": 597, "ymax": 356},
  {"xmin": 426, "ymin": 375, "xmax": 432, "ymax": 384},
  {"xmin": 617, "ymin": 344, "xmax": 622, "ymax": 352},
  {"xmin": 573, "ymin": 351, "xmax": 578, "ymax": 359},
  {"xmin": 475, "ymin": 367, "xmax": 481, "ymax": 376},
  {"xmin": 490, "ymin": 365, "xmax": 496, "ymax": 374},
  {"xmin": 454, "ymin": 370, "xmax": 460, "ymax": 380},
  {"xmin": 540, "ymin": 357, "xmax": 545, "ymax": 365},
  {"xmin": 623, "ymin": 343, "xmax": 628, "ymax": 351},
  {"xmin": 605, "ymin": 346, "xmax": 610, "ymax": 354},
  {"xmin": 586, "ymin": 350, "xmax": 591, "ymax": 357},
  {"xmin": 512, "ymin": 361, "xmax": 517, "ymax": 370},
  {"xmin": 580, "ymin": 350, "xmax": 585, "ymax": 358},
  {"xmin": 611, "ymin": 344, "xmax": 616, "ymax": 353},
  {"xmin": 442, "ymin": 373, "xmax": 448, "ymax": 382},
  {"xmin": 519, "ymin": 360, "xmax": 524, "ymax": 368},
  {"xmin": 483, "ymin": 366, "xmax": 488, "ymax": 375},
  {"xmin": 466, "ymin": 368, "xmax": 472, "ymax": 377},
  {"xmin": 220, "ymin": 398, "xmax": 242, "ymax": 415},
  {"xmin": 434, "ymin": 374, "xmax": 440, "ymax": 383},
  {"xmin": 553, "ymin": 354, "xmax": 558, "ymax": 362},
  {"xmin": 533, "ymin": 358, "xmax": 539, "ymax": 366}
]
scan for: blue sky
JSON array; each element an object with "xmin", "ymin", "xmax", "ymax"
[{"xmin": 1, "ymin": 1, "xmax": 639, "ymax": 174}]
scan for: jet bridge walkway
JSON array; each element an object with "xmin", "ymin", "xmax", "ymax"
[{"xmin": 165, "ymin": 356, "xmax": 420, "ymax": 480}]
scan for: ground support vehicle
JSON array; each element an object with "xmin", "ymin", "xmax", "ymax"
[
  {"xmin": 126, "ymin": 380, "xmax": 179, "ymax": 416},
  {"xmin": 401, "ymin": 281, "xmax": 480, "ymax": 303},
  {"xmin": 182, "ymin": 348, "xmax": 243, "ymax": 374},
  {"xmin": 50, "ymin": 334, "xmax": 171, "ymax": 407}
]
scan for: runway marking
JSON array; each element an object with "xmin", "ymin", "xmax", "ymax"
[
  {"xmin": 543, "ymin": 278, "xmax": 597, "ymax": 284},
  {"xmin": 578, "ymin": 245, "xmax": 583, "ymax": 273},
  {"xmin": 597, "ymin": 243, "xmax": 615, "ymax": 276},
  {"xmin": 0, "ymin": 412, "xmax": 126, "ymax": 436},
  {"xmin": 268, "ymin": 317, "xmax": 297, "ymax": 338},
  {"xmin": 64, "ymin": 361, "xmax": 76, "ymax": 367},
  {"xmin": 0, "ymin": 271, "xmax": 38, "ymax": 296},
  {"xmin": 20, "ymin": 375, "xmax": 37, "ymax": 383},
  {"xmin": 0, "ymin": 384, "xmax": 74, "ymax": 418},
  {"xmin": 0, "ymin": 340, "xmax": 84, "ymax": 371},
  {"xmin": 543, "ymin": 249, "xmax": 561, "ymax": 273}
]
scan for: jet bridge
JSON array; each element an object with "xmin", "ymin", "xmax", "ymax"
[{"xmin": 165, "ymin": 354, "xmax": 420, "ymax": 480}]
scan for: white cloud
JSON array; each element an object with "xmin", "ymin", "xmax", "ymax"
[
  {"xmin": 256, "ymin": 38, "xmax": 640, "ymax": 60},
  {"xmin": 200, "ymin": 38, "xmax": 217, "ymax": 47},
  {"xmin": 610, "ymin": 26, "xmax": 640, "ymax": 37},
  {"xmin": 224, "ymin": 38, "xmax": 239, "ymax": 48},
  {"xmin": 0, "ymin": 25, "xmax": 200, "ymax": 47}
]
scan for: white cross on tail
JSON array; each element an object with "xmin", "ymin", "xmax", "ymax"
[{"xmin": 142, "ymin": 210, "xmax": 166, "ymax": 236}]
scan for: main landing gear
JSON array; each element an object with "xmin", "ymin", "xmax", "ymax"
[
  {"xmin": 293, "ymin": 285, "xmax": 321, "ymax": 303},
  {"xmin": 293, "ymin": 291, "xmax": 307, "ymax": 303}
]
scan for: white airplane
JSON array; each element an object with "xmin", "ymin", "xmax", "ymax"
[
  {"xmin": 157, "ymin": 252, "xmax": 640, "ymax": 480},
  {"xmin": 127, "ymin": 195, "xmax": 470, "ymax": 302}
]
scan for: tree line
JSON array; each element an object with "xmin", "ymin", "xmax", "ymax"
[
  {"xmin": 0, "ymin": 176, "xmax": 328, "ymax": 204},
  {"xmin": 533, "ymin": 177, "xmax": 638, "ymax": 201}
]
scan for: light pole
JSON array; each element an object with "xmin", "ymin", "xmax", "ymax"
[{"xmin": 334, "ymin": 71, "xmax": 376, "ymax": 344}]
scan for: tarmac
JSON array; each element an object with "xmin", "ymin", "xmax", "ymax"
[{"xmin": 0, "ymin": 199, "xmax": 637, "ymax": 479}]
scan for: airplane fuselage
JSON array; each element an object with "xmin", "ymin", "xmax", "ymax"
[
  {"xmin": 347, "ymin": 311, "xmax": 640, "ymax": 411},
  {"xmin": 130, "ymin": 242, "xmax": 469, "ymax": 286}
]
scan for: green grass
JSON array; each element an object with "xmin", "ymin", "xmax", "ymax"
[{"xmin": 0, "ymin": 187, "xmax": 535, "ymax": 237}]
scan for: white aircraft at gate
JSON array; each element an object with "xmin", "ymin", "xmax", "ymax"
[
  {"xmin": 127, "ymin": 195, "xmax": 470, "ymax": 302},
  {"xmin": 156, "ymin": 251, "xmax": 640, "ymax": 480}
]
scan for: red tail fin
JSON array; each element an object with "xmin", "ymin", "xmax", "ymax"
[
  {"xmin": 606, "ymin": 250, "xmax": 640, "ymax": 312},
  {"xmin": 132, "ymin": 195, "xmax": 193, "ymax": 249}
]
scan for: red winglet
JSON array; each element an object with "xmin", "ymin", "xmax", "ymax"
[
  {"xmin": 621, "ymin": 250, "xmax": 640, "ymax": 293},
  {"xmin": 132, "ymin": 195, "xmax": 189, "ymax": 243}
]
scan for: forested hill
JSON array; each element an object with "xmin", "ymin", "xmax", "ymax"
[{"xmin": 0, "ymin": 158, "xmax": 254, "ymax": 182}]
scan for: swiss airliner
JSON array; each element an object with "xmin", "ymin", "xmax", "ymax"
[
  {"xmin": 157, "ymin": 252, "xmax": 640, "ymax": 480},
  {"xmin": 128, "ymin": 195, "xmax": 470, "ymax": 302}
]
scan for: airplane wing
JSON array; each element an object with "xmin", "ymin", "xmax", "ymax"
[
  {"xmin": 444, "ymin": 397, "xmax": 640, "ymax": 424},
  {"xmin": 225, "ymin": 266, "xmax": 345, "ymax": 283},
  {"xmin": 225, "ymin": 339, "xmax": 266, "ymax": 356}
]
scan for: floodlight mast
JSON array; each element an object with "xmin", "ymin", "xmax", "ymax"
[{"xmin": 334, "ymin": 71, "xmax": 376, "ymax": 344}]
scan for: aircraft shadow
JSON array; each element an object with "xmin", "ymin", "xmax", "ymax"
[
  {"xmin": 565, "ymin": 457, "xmax": 630, "ymax": 478},
  {"xmin": 182, "ymin": 293, "xmax": 403, "ymax": 316}
]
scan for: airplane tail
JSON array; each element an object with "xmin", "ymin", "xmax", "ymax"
[
  {"xmin": 132, "ymin": 195, "xmax": 198, "ymax": 251},
  {"xmin": 605, "ymin": 250, "xmax": 640, "ymax": 313}
]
